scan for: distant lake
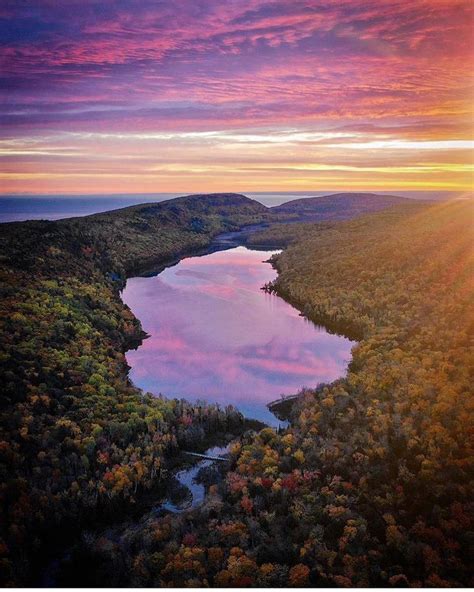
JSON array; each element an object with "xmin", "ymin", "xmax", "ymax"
[
  {"xmin": 0, "ymin": 191, "xmax": 445, "ymax": 223},
  {"xmin": 122, "ymin": 246, "xmax": 354, "ymax": 425}
]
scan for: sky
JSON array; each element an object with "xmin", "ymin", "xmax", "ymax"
[{"xmin": 0, "ymin": 0, "xmax": 473, "ymax": 195}]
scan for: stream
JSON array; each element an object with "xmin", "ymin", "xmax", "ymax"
[{"xmin": 157, "ymin": 444, "xmax": 230, "ymax": 514}]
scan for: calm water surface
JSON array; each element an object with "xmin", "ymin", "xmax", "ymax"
[
  {"xmin": 0, "ymin": 191, "xmax": 443, "ymax": 223},
  {"xmin": 159, "ymin": 444, "xmax": 230, "ymax": 513},
  {"xmin": 122, "ymin": 246, "xmax": 354, "ymax": 425},
  {"xmin": 0, "ymin": 193, "xmax": 314, "ymax": 222}
]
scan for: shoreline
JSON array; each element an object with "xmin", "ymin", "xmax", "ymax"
[{"xmin": 121, "ymin": 221, "xmax": 357, "ymax": 429}]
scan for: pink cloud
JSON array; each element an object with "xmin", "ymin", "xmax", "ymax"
[{"xmin": 1, "ymin": 0, "xmax": 472, "ymax": 192}]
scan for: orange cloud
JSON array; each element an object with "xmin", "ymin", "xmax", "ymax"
[{"xmin": 0, "ymin": 0, "xmax": 472, "ymax": 193}]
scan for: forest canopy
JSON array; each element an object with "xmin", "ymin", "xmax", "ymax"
[
  {"xmin": 62, "ymin": 198, "xmax": 473, "ymax": 587},
  {"xmin": 0, "ymin": 194, "xmax": 472, "ymax": 586}
]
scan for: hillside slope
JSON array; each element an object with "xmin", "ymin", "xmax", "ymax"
[
  {"xmin": 1, "ymin": 193, "xmax": 267, "ymax": 277},
  {"xmin": 272, "ymin": 192, "xmax": 414, "ymax": 222}
]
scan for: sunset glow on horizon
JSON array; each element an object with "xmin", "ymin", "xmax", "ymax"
[{"xmin": 1, "ymin": 0, "xmax": 473, "ymax": 194}]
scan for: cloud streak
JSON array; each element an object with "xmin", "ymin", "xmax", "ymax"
[{"xmin": 1, "ymin": 0, "xmax": 472, "ymax": 193}]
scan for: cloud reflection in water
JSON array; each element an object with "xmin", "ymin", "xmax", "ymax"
[{"xmin": 122, "ymin": 247, "xmax": 354, "ymax": 424}]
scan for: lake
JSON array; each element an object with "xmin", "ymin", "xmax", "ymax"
[
  {"xmin": 0, "ymin": 193, "xmax": 317, "ymax": 222},
  {"xmin": 0, "ymin": 191, "xmax": 443, "ymax": 223},
  {"xmin": 122, "ymin": 246, "xmax": 354, "ymax": 425}
]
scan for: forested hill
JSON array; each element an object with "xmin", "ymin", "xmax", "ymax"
[
  {"xmin": 272, "ymin": 192, "xmax": 413, "ymax": 221},
  {"xmin": 0, "ymin": 191, "xmax": 420, "ymax": 282},
  {"xmin": 0, "ymin": 192, "xmax": 267, "ymax": 278}
]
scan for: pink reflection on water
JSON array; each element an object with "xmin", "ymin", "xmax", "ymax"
[{"xmin": 122, "ymin": 247, "xmax": 354, "ymax": 425}]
